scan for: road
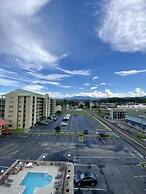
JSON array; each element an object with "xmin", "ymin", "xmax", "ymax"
[{"xmin": 88, "ymin": 111, "xmax": 146, "ymax": 158}]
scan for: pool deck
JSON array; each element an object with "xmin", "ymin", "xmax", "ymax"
[{"xmin": 0, "ymin": 160, "xmax": 74, "ymax": 194}]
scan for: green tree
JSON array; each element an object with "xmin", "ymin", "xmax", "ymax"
[{"xmin": 55, "ymin": 125, "xmax": 61, "ymax": 133}]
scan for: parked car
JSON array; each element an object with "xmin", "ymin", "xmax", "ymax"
[
  {"xmin": 39, "ymin": 121, "xmax": 47, "ymax": 125},
  {"xmin": 75, "ymin": 172, "xmax": 97, "ymax": 187},
  {"xmin": 84, "ymin": 130, "xmax": 88, "ymax": 134},
  {"xmin": 61, "ymin": 122, "xmax": 68, "ymax": 126},
  {"xmin": 53, "ymin": 116, "xmax": 57, "ymax": 121}
]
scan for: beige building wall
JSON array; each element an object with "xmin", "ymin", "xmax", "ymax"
[
  {"xmin": 4, "ymin": 92, "xmax": 19, "ymax": 129},
  {"xmin": 4, "ymin": 89, "xmax": 56, "ymax": 129}
]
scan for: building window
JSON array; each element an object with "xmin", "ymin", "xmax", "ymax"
[{"xmin": 8, "ymin": 125, "xmax": 12, "ymax": 127}]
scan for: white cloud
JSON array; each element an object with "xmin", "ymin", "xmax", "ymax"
[
  {"xmin": 0, "ymin": 0, "xmax": 62, "ymax": 70},
  {"xmin": 91, "ymin": 86, "xmax": 97, "ymax": 90},
  {"xmin": 84, "ymin": 83, "xmax": 90, "ymax": 86},
  {"xmin": 93, "ymin": 76, "xmax": 98, "ymax": 80},
  {"xmin": 23, "ymin": 84, "xmax": 44, "ymax": 92},
  {"xmin": 0, "ymin": 78, "xmax": 20, "ymax": 86},
  {"xmin": 128, "ymin": 88, "xmax": 146, "ymax": 97},
  {"xmin": 115, "ymin": 69, "xmax": 146, "ymax": 76},
  {"xmin": 55, "ymin": 88, "xmax": 146, "ymax": 98},
  {"xmin": 57, "ymin": 67, "xmax": 90, "ymax": 76},
  {"xmin": 0, "ymin": 68, "xmax": 72, "ymax": 88},
  {"xmin": 97, "ymin": 0, "xmax": 146, "ymax": 52},
  {"xmin": 27, "ymin": 71, "xmax": 72, "ymax": 80},
  {"xmin": 99, "ymin": 82, "xmax": 106, "ymax": 86}
]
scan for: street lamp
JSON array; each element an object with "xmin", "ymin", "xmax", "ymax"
[
  {"xmin": 42, "ymin": 155, "xmax": 45, "ymax": 164},
  {"xmin": 1, "ymin": 169, "xmax": 4, "ymax": 178},
  {"xmin": 136, "ymin": 110, "xmax": 144, "ymax": 130},
  {"xmin": 67, "ymin": 152, "xmax": 71, "ymax": 163},
  {"xmin": 66, "ymin": 174, "xmax": 70, "ymax": 185}
]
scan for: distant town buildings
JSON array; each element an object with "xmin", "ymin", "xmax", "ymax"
[
  {"xmin": 55, "ymin": 105, "xmax": 62, "ymax": 112},
  {"xmin": 3, "ymin": 89, "xmax": 56, "ymax": 129},
  {"xmin": 109, "ymin": 109, "xmax": 126, "ymax": 120},
  {"xmin": 125, "ymin": 109, "xmax": 146, "ymax": 130}
]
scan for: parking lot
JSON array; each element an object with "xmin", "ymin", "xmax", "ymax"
[
  {"xmin": 0, "ymin": 114, "xmax": 146, "ymax": 194},
  {"xmin": 30, "ymin": 114, "xmax": 99, "ymax": 134}
]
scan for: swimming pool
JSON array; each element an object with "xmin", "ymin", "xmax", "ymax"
[{"xmin": 20, "ymin": 172, "xmax": 53, "ymax": 194}]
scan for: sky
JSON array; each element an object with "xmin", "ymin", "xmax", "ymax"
[{"xmin": 0, "ymin": 0, "xmax": 146, "ymax": 98}]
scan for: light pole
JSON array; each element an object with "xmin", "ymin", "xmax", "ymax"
[
  {"xmin": 1, "ymin": 169, "xmax": 4, "ymax": 179},
  {"xmin": 67, "ymin": 152, "xmax": 71, "ymax": 163},
  {"xmin": 136, "ymin": 110, "xmax": 143, "ymax": 130},
  {"xmin": 42, "ymin": 155, "xmax": 45, "ymax": 164},
  {"xmin": 66, "ymin": 174, "xmax": 70, "ymax": 185}
]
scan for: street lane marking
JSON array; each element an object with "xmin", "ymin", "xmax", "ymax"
[
  {"xmin": 135, "ymin": 150, "xmax": 144, "ymax": 158},
  {"xmin": 74, "ymin": 163, "xmax": 96, "ymax": 166},
  {"xmin": 74, "ymin": 156, "xmax": 134, "ymax": 159},
  {"xmin": 74, "ymin": 187, "xmax": 105, "ymax": 191},
  {"xmin": 134, "ymin": 175, "xmax": 146, "ymax": 178}
]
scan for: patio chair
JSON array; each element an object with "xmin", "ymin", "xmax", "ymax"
[
  {"xmin": 55, "ymin": 172, "xmax": 64, "ymax": 179},
  {"xmin": 6, "ymin": 178, "xmax": 14, "ymax": 183},
  {"xmin": 3, "ymin": 182, "xmax": 11, "ymax": 187}
]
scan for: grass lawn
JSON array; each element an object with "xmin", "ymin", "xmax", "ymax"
[
  {"xmin": 139, "ymin": 162, "xmax": 146, "ymax": 170},
  {"xmin": 12, "ymin": 128, "xmax": 28, "ymax": 134}
]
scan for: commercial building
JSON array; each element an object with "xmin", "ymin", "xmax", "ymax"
[
  {"xmin": 4, "ymin": 89, "xmax": 56, "ymax": 129},
  {"xmin": 0, "ymin": 96, "xmax": 5, "ymax": 119},
  {"xmin": 125, "ymin": 109, "xmax": 146, "ymax": 130},
  {"xmin": 109, "ymin": 109, "xmax": 126, "ymax": 119}
]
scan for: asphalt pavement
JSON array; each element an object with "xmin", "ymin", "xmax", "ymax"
[{"xmin": 0, "ymin": 113, "xmax": 146, "ymax": 194}]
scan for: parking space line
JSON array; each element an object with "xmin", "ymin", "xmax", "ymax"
[
  {"xmin": 74, "ymin": 187, "xmax": 104, "ymax": 191},
  {"xmin": 34, "ymin": 134, "xmax": 40, "ymax": 140},
  {"xmin": 66, "ymin": 135, "xmax": 68, "ymax": 143},
  {"xmin": 72, "ymin": 135, "xmax": 74, "ymax": 143},
  {"xmin": 60, "ymin": 135, "xmax": 62, "ymax": 142},
  {"xmin": 108, "ymin": 138, "xmax": 112, "ymax": 144}
]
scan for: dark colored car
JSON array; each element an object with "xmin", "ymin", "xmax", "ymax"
[
  {"xmin": 75, "ymin": 172, "xmax": 97, "ymax": 187},
  {"xmin": 39, "ymin": 121, "xmax": 47, "ymax": 125},
  {"xmin": 84, "ymin": 130, "xmax": 88, "ymax": 134}
]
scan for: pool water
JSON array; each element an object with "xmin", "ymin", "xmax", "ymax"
[{"xmin": 20, "ymin": 172, "xmax": 53, "ymax": 194}]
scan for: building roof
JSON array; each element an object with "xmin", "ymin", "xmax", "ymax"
[
  {"xmin": 126, "ymin": 109, "xmax": 146, "ymax": 118},
  {"xmin": 111, "ymin": 108, "xmax": 126, "ymax": 112},
  {"xmin": 0, "ymin": 119, "xmax": 8, "ymax": 126},
  {"xmin": 7, "ymin": 89, "xmax": 45, "ymax": 98}
]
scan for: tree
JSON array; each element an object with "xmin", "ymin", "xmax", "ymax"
[
  {"xmin": 56, "ymin": 110, "xmax": 61, "ymax": 115},
  {"xmin": 55, "ymin": 125, "xmax": 61, "ymax": 133},
  {"xmin": 99, "ymin": 132, "xmax": 108, "ymax": 139}
]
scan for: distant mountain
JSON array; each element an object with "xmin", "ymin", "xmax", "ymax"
[
  {"xmin": 56, "ymin": 95, "xmax": 146, "ymax": 103},
  {"xmin": 57, "ymin": 96, "xmax": 100, "ymax": 102}
]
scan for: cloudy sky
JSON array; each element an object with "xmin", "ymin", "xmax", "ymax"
[{"xmin": 0, "ymin": 0, "xmax": 146, "ymax": 98}]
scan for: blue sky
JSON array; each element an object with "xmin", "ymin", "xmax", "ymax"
[{"xmin": 0, "ymin": 0, "xmax": 146, "ymax": 98}]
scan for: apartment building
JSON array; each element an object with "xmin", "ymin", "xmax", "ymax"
[
  {"xmin": 109, "ymin": 109, "xmax": 126, "ymax": 119},
  {"xmin": 4, "ymin": 89, "xmax": 56, "ymax": 129},
  {"xmin": 0, "ymin": 96, "xmax": 5, "ymax": 119}
]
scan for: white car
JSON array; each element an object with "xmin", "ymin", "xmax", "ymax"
[{"xmin": 61, "ymin": 122, "xmax": 68, "ymax": 126}]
